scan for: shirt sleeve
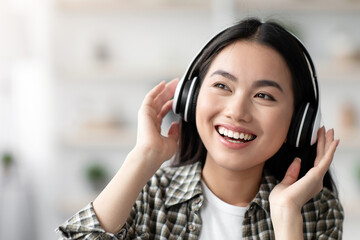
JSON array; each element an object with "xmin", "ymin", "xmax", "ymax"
[
  {"xmin": 315, "ymin": 188, "xmax": 344, "ymax": 240},
  {"xmin": 56, "ymin": 202, "xmax": 127, "ymax": 240},
  {"xmin": 56, "ymin": 167, "xmax": 172, "ymax": 239}
]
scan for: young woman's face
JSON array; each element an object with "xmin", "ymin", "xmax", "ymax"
[{"xmin": 196, "ymin": 41, "xmax": 294, "ymax": 172}]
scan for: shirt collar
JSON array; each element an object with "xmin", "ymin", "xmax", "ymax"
[
  {"xmin": 164, "ymin": 162, "xmax": 203, "ymax": 208},
  {"xmin": 164, "ymin": 162, "xmax": 279, "ymax": 214},
  {"xmin": 250, "ymin": 170, "xmax": 279, "ymax": 214}
]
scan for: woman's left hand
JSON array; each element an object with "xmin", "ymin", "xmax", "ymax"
[{"xmin": 269, "ymin": 127, "xmax": 339, "ymax": 239}]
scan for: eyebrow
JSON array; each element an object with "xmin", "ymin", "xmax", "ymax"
[
  {"xmin": 210, "ymin": 70, "xmax": 237, "ymax": 82},
  {"xmin": 210, "ymin": 69, "xmax": 283, "ymax": 93},
  {"xmin": 253, "ymin": 80, "xmax": 284, "ymax": 93}
]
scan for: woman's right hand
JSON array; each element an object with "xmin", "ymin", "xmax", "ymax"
[
  {"xmin": 134, "ymin": 78, "xmax": 180, "ymax": 167},
  {"xmin": 92, "ymin": 79, "xmax": 179, "ymax": 234}
]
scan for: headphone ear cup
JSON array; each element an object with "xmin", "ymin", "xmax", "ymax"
[
  {"xmin": 178, "ymin": 80, "xmax": 192, "ymax": 119},
  {"xmin": 310, "ymin": 108, "xmax": 321, "ymax": 145},
  {"xmin": 288, "ymin": 103, "xmax": 315, "ymax": 147},
  {"xmin": 179, "ymin": 77, "xmax": 200, "ymax": 122},
  {"xmin": 299, "ymin": 106, "xmax": 315, "ymax": 147},
  {"xmin": 287, "ymin": 105, "xmax": 305, "ymax": 147},
  {"xmin": 189, "ymin": 80, "xmax": 201, "ymax": 122}
]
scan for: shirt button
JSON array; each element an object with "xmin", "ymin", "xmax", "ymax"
[{"xmin": 188, "ymin": 224, "xmax": 197, "ymax": 232}]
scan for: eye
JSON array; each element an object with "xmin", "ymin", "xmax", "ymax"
[
  {"xmin": 214, "ymin": 83, "xmax": 231, "ymax": 91},
  {"xmin": 254, "ymin": 92, "xmax": 276, "ymax": 101}
]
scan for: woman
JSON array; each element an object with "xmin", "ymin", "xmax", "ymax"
[{"xmin": 58, "ymin": 18, "xmax": 343, "ymax": 239}]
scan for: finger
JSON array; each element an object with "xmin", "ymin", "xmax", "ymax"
[
  {"xmin": 317, "ymin": 139, "xmax": 339, "ymax": 173},
  {"xmin": 153, "ymin": 79, "xmax": 178, "ymax": 113},
  {"xmin": 281, "ymin": 158, "xmax": 301, "ymax": 186},
  {"xmin": 168, "ymin": 121, "xmax": 180, "ymax": 141},
  {"xmin": 315, "ymin": 129, "xmax": 335, "ymax": 169},
  {"xmin": 158, "ymin": 99, "xmax": 174, "ymax": 121},
  {"xmin": 154, "ymin": 79, "xmax": 178, "ymax": 112},
  {"xmin": 324, "ymin": 128, "xmax": 335, "ymax": 151},
  {"xmin": 316, "ymin": 126, "xmax": 326, "ymax": 158},
  {"xmin": 143, "ymin": 81, "xmax": 166, "ymax": 107}
]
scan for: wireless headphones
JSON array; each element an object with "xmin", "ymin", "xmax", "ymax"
[{"xmin": 172, "ymin": 23, "xmax": 322, "ymax": 148}]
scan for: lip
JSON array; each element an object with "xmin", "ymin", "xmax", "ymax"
[{"xmin": 215, "ymin": 123, "xmax": 256, "ymax": 150}]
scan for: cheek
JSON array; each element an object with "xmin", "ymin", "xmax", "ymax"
[
  {"xmin": 195, "ymin": 89, "xmax": 218, "ymax": 121},
  {"xmin": 264, "ymin": 106, "xmax": 293, "ymax": 141},
  {"xmin": 195, "ymin": 89, "xmax": 221, "ymax": 142}
]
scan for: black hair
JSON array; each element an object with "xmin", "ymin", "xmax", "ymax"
[{"xmin": 172, "ymin": 17, "xmax": 336, "ymax": 192}]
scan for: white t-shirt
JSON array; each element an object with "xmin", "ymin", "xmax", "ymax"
[{"xmin": 199, "ymin": 181, "xmax": 247, "ymax": 240}]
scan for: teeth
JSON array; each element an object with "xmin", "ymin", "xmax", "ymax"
[
  {"xmin": 227, "ymin": 139, "xmax": 242, "ymax": 143},
  {"xmin": 240, "ymin": 133, "xmax": 244, "ymax": 140},
  {"xmin": 245, "ymin": 134, "xmax": 249, "ymax": 141},
  {"xmin": 219, "ymin": 127, "xmax": 225, "ymax": 135},
  {"xmin": 233, "ymin": 132, "xmax": 239, "ymax": 139},
  {"xmin": 217, "ymin": 126, "xmax": 255, "ymax": 141}
]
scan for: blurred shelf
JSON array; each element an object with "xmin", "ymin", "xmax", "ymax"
[
  {"xmin": 56, "ymin": 0, "xmax": 360, "ymax": 13},
  {"xmin": 236, "ymin": 0, "xmax": 360, "ymax": 12},
  {"xmin": 56, "ymin": 0, "xmax": 211, "ymax": 13},
  {"xmin": 60, "ymin": 127, "xmax": 136, "ymax": 150},
  {"xmin": 317, "ymin": 60, "xmax": 360, "ymax": 82},
  {"xmin": 54, "ymin": 65, "xmax": 184, "ymax": 83}
]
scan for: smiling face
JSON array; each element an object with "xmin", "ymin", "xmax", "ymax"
[{"xmin": 196, "ymin": 40, "xmax": 294, "ymax": 173}]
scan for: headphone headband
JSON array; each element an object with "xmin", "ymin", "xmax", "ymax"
[
  {"xmin": 172, "ymin": 27, "xmax": 230, "ymax": 115},
  {"xmin": 287, "ymin": 32, "xmax": 319, "ymax": 101}
]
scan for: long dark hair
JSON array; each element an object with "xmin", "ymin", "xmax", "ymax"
[{"xmin": 172, "ymin": 17, "xmax": 336, "ymax": 192}]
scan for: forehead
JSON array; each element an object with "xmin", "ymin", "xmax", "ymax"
[{"xmin": 207, "ymin": 40, "xmax": 292, "ymax": 86}]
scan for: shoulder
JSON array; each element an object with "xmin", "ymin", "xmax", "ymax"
[
  {"xmin": 301, "ymin": 187, "xmax": 344, "ymax": 238},
  {"xmin": 306, "ymin": 187, "xmax": 343, "ymax": 211},
  {"xmin": 136, "ymin": 161, "xmax": 202, "ymax": 208},
  {"xmin": 148, "ymin": 161, "xmax": 202, "ymax": 187},
  {"xmin": 140, "ymin": 161, "xmax": 203, "ymax": 202},
  {"xmin": 303, "ymin": 187, "xmax": 344, "ymax": 222}
]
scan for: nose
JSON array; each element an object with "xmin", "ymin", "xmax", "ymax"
[{"xmin": 224, "ymin": 94, "xmax": 252, "ymax": 122}]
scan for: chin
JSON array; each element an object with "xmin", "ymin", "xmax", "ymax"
[{"xmin": 208, "ymin": 153, "xmax": 266, "ymax": 173}]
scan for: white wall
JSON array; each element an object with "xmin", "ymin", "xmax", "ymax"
[{"xmin": 1, "ymin": 1, "xmax": 359, "ymax": 239}]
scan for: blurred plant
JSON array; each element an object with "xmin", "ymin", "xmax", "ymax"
[
  {"xmin": 2, "ymin": 153, "xmax": 14, "ymax": 170},
  {"xmin": 85, "ymin": 162, "xmax": 109, "ymax": 192},
  {"xmin": 356, "ymin": 161, "xmax": 360, "ymax": 185}
]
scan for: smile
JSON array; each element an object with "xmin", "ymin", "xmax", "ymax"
[{"xmin": 216, "ymin": 126, "xmax": 257, "ymax": 143}]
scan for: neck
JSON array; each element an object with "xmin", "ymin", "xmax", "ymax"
[{"xmin": 201, "ymin": 156, "xmax": 264, "ymax": 207}]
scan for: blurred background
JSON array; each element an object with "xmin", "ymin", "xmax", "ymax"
[{"xmin": 0, "ymin": 0, "xmax": 360, "ymax": 239}]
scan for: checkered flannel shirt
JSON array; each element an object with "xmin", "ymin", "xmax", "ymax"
[{"xmin": 57, "ymin": 161, "xmax": 344, "ymax": 239}]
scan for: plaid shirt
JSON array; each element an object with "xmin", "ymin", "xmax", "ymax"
[{"xmin": 57, "ymin": 162, "xmax": 344, "ymax": 239}]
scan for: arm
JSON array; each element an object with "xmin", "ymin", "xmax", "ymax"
[
  {"xmin": 92, "ymin": 79, "xmax": 179, "ymax": 234},
  {"xmin": 269, "ymin": 127, "xmax": 339, "ymax": 240}
]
